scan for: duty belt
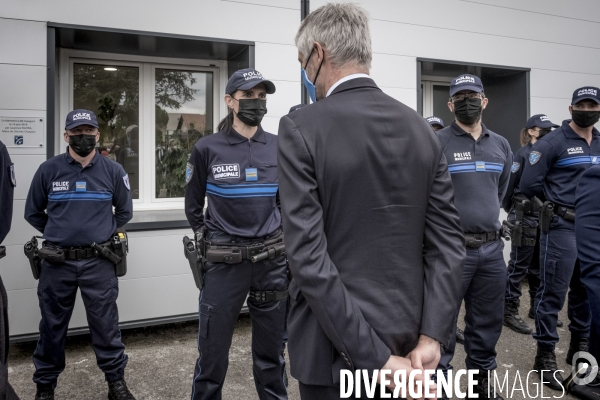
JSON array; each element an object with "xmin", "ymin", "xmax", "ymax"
[
  {"xmin": 43, "ymin": 242, "xmax": 109, "ymax": 260},
  {"xmin": 464, "ymin": 231, "xmax": 500, "ymax": 248},
  {"xmin": 248, "ymin": 290, "xmax": 288, "ymax": 303},
  {"xmin": 554, "ymin": 205, "xmax": 576, "ymax": 222},
  {"xmin": 204, "ymin": 234, "xmax": 284, "ymax": 264}
]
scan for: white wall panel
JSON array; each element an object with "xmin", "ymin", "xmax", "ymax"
[
  {"xmin": 371, "ymin": 54, "xmax": 417, "ymax": 90},
  {"xmin": 260, "ymin": 115, "xmax": 282, "ymax": 136},
  {"xmin": 2, "ymin": 0, "xmax": 300, "ymax": 46},
  {"xmin": 1, "ymin": 244, "xmax": 36, "ymax": 291},
  {"xmin": 530, "ymin": 69, "xmax": 600, "ymax": 101},
  {"xmin": 529, "ymin": 97, "xmax": 573, "ymax": 129},
  {"xmin": 0, "ymin": 64, "xmax": 46, "ymax": 111},
  {"xmin": 123, "ymin": 233, "xmax": 192, "ymax": 280},
  {"xmin": 6, "ymin": 288, "xmax": 42, "ymax": 336},
  {"xmin": 254, "ymin": 43, "xmax": 299, "ymax": 82},
  {"xmin": 461, "ymin": 0, "xmax": 600, "ymax": 23},
  {"xmin": 10, "ymin": 154, "xmax": 45, "ymax": 200},
  {"xmin": 264, "ymin": 80, "xmax": 301, "ymax": 119},
  {"xmin": 0, "ymin": 18, "xmax": 46, "ymax": 66},
  {"xmin": 2, "ymin": 200, "xmax": 40, "ymax": 247}
]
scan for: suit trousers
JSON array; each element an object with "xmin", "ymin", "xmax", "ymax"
[
  {"xmin": 33, "ymin": 257, "xmax": 127, "ymax": 389},
  {"xmin": 439, "ymin": 239, "xmax": 506, "ymax": 372},
  {"xmin": 534, "ymin": 216, "xmax": 591, "ymax": 350},
  {"xmin": 190, "ymin": 230, "xmax": 288, "ymax": 400},
  {"xmin": 505, "ymin": 212, "xmax": 540, "ymax": 303}
]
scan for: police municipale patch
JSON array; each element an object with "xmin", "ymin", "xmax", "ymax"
[
  {"xmin": 123, "ymin": 174, "xmax": 130, "ymax": 190},
  {"xmin": 9, "ymin": 163, "xmax": 16, "ymax": 187},
  {"xmin": 529, "ymin": 151, "xmax": 541, "ymax": 165},
  {"xmin": 185, "ymin": 162, "xmax": 194, "ymax": 184},
  {"xmin": 511, "ymin": 162, "xmax": 520, "ymax": 173}
]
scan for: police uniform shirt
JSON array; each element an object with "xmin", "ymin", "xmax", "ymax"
[
  {"xmin": 25, "ymin": 150, "xmax": 133, "ymax": 247},
  {"xmin": 185, "ymin": 126, "xmax": 281, "ymax": 238},
  {"xmin": 0, "ymin": 140, "xmax": 15, "ymax": 244},
  {"xmin": 437, "ymin": 121, "xmax": 512, "ymax": 233},
  {"xmin": 520, "ymin": 119, "xmax": 600, "ymax": 208},
  {"xmin": 501, "ymin": 142, "xmax": 533, "ymax": 212}
]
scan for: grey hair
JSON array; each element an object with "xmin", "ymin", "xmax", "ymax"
[{"xmin": 295, "ymin": 3, "xmax": 372, "ymax": 70}]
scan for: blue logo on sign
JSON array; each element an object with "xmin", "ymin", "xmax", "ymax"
[
  {"xmin": 529, "ymin": 151, "xmax": 541, "ymax": 165},
  {"xmin": 14, "ymin": 135, "xmax": 23, "ymax": 145}
]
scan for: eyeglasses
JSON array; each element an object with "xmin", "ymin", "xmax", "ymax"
[{"xmin": 451, "ymin": 93, "xmax": 483, "ymax": 102}]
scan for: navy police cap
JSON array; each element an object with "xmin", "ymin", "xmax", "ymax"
[
  {"xmin": 226, "ymin": 68, "xmax": 276, "ymax": 95},
  {"xmin": 526, "ymin": 114, "xmax": 559, "ymax": 129},
  {"xmin": 572, "ymin": 86, "xmax": 600, "ymax": 105},
  {"xmin": 425, "ymin": 116, "xmax": 444, "ymax": 127},
  {"xmin": 65, "ymin": 109, "xmax": 99, "ymax": 130},
  {"xmin": 449, "ymin": 74, "xmax": 484, "ymax": 97}
]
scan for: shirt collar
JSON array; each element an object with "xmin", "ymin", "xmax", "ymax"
[
  {"xmin": 64, "ymin": 147, "xmax": 101, "ymax": 166},
  {"xmin": 561, "ymin": 119, "xmax": 600, "ymax": 139},
  {"xmin": 223, "ymin": 125, "xmax": 267, "ymax": 145},
  {"xmin": 450, "ymin": 121, "xmax": 490, "ymax": 138},
  {"xmin": 326, "ymin": 73, "xmax": 371, "ymax": 97}
]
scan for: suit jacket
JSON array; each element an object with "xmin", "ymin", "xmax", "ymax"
[{"xmin": 277, "ymin": 77, "xmax": 465, "ymax": 386}]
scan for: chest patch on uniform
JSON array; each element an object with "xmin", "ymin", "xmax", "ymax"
[
  {"xmin": 475, "ymin": 161, "xmax": 486, "ymax": 171},
  {"xmin": 454, "ymin": 152, "xmax": 472, "ymax": 161},
  {"xmin": 52, "ymin": 181, "xmax": 69, "ymax": 191},
  {"xmin": 185, "ymin": 162, "xmax": 194, "ymax": 184},
  {"xmin": 9, "ymin": 163, "xmax": 16, "ymax": 187},
  {"xmin": 212, "ymin": 164, "xmax": 240, "ymax": 180},
  {"xmin": 75, "ymin": 181, "xmax": 86, "ymax": 192},
  {"xmin": 529, "ymin": 151, "xmax": 541, "ymax": 165},
  {"xmin": 245, "ymin": 168, "xmax": 258, "ymax": 181},
  {"xmin": 123, "ymin": 175, "xmax": 130, "ymax": 190},
  {"xmin": 511, "ymin": 162, "xmax": 520, "ymax": 173},
  {"xmin": 567, "ymin": 147, "xmax": 584, "ymax": 155}
]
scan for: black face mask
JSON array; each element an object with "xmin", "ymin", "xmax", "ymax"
[
  {"xmin": 538, "ymin": 128, "xmax": 552, "ymax": 138},
  {"xmin": 234, "ymin": 98, "xmax": 267, "ymax": 127},
  {"xmin": 453, "ymin": 97, "xmax": 483, "ymax": 125},
  {"xmin": 69, "ymin": 134, "xmax": 97, "ymax": 157},
  {"xmin": 572, "ymin": 110, "xmax": 600, "ymax": 128}
]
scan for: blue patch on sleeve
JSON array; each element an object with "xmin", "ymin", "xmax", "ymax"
[
  {"xmin": 185, "ymin": 163, "xmax": 194, "ymax": 184},
  {"xmin": 529, "ymin": 151, "xmax": 541, "ymax": 165},
  {"xmin": 511, "ymin": 162, "xmax": 520, "ymax": 173}
]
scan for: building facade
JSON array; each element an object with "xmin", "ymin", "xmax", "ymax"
[{"xmin": 1, "ymin": 0, "xmax": 599, "ymax": 338}]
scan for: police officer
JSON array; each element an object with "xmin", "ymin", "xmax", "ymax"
[
  {"xmin": 520, "ymin": 87, "xmax": 600, "ymax": 390},
  {"xmin": 0, "ymin": 140, "xmax": 19, "ymax": 400},
  {"xmin": 436, "ymin": 74, "xmax": 511, "ymax": 400},
  {"xmin": 24, "ymin": 110, "xmax": 134, "ymax": 400},
  {"xmin": 574, "ymin": 163, "xmax": 600, "ymax": 397},
  {"xmin": 185, "ymin": 69, "xmax": 288, "ymax": 400},
  {"xmin": 501, "ymin": 114, "xmax": 560, "ymax": 335},
  {"xmin": 425, "ymin": 116, "xmax": 445, "ymax": 132}
]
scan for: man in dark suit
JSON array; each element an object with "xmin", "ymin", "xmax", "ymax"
[{"xmin": 277, "ymin": 4, "xmax": 465, "ymax": 399}]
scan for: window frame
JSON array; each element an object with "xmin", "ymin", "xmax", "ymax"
[{"xmin": 59, "ymin": 49, "xmax": 227, "ymax": 211}]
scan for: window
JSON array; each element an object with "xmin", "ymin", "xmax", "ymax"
[{"xmin": 61, "ymin": 50, "xmax": 224, "ymax": 210}]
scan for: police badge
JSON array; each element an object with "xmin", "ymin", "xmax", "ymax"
[
  {"xmin": 123, "ymin": 174, "xmax": 130, "ymax": 190},
  {"xmin": 185, "ymin": 162, "xmax": 194, "ymax": 184},
  {"xmin": 529, "ymin": 151, "xmax": 541, "ymax": 165},
  {"xmin": 511, "ymin": 162, "xmax": 520, "ymax": 173}
]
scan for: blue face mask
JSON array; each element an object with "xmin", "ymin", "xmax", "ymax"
[{"xmin": 301, "ymin": 49, "xmax": 323, "ymax": 103}]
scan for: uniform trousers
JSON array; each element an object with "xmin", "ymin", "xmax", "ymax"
[
  {"xmin": 438, "ymin": 239, "xmax": 506, "ymax": 372},
  {"xmin": 33, "ymin": 257, "xmax": 127, "ymax": 389},
  {"xmin": 190, "ymin": 230, "xmax": 288, "ymax": 400},
  {"xmin": 505, "ymin": 212, "xmax": 540, "ymax": 302},
  {"xmin": 534, "ymin": 216, "xmax": 591, "ymax": 350}
]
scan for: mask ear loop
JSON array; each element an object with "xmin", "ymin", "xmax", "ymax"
[{"xmin": 304, "ymin": 47, "xmax": 324, "ymax": 86}]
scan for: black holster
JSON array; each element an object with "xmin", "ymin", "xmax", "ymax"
[
  {"xmin": 539, "ymin": 201, "xmax": 555, "ymax": 234},
  {"xmin": 183, "ymin": 230, "xmax": 205, "ymax": 290},
  {"xmin": 92, "ymin": 229, "xmax": 128, "ymax": 277},
  {"xmin": 38, "ymin": 246, "xmax": 66, "ymax": 264},
  {"xmin": 23, "ymin": 236, "xmax": 42, "ymax": 280}
]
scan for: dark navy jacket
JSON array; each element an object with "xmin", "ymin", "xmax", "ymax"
[
  {"xmin": 25, "ymin": 150, "xmax": 133, "ymax": 247},
  {"xmin": 502, "ymin": 142, "xmax": 534, "ymax": 212},
  {"xmin": 184, "ymin": 126, "xmax": 281, "ymax": 238},
  {"xmin": 437, "ymin": 121, "xmax": 512, "ymax": 234},
  {"xmin": 520, "ymin": 120, "xmax": 600, "ymax": 208},
  {"xmin": 0, "ymin": 140, "xmax": 15, "ymax": 244}
]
